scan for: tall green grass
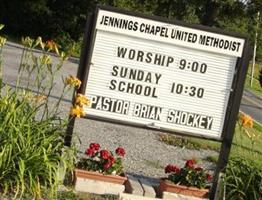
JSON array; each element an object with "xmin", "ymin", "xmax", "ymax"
[
  {"xmin": 0, "ymin": 88, "xmax": 66, "ymax": 199},
  {"xmin": 225, "ymin": 157, "xmax": 262, "ymax": 200},
  {"xmin": 225, "ymin": 117, "xmax": 262, "ymax": 200}
]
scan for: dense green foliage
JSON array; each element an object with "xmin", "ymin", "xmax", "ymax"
[
  {"xmin": 225, "ymin": 157, "xmax": 262, "ymax": 200},
  {"xmin": 0, "ymin": 31, "xmax": 76, "ymax": 199},
  {"xmin": 0, "ymin": 0, "xmax": 262, "ymax": 58},
  {"xmin": 0, "ymin": 89, "xmax": 67, "ymax": 199}
]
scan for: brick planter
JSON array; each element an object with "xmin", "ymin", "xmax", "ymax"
[
  {"xmin": 158, "ymin": 180, "xmax": 209, "ymax": 199},
  {"xmin": 74, "ymin": 169, "xmax": 127, "ymax": 195}
]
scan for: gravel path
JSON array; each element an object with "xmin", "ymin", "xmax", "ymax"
[
  {"xmin": 2, "ymin": 42, "xmax": 218, "ymax": 184},
  {"xmin": 74, "ymin": 118, "xmax": 218, "ymax": 181}
]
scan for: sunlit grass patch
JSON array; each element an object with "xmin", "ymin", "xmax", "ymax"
[
  {"xmin": 245, "ymin": 62, "xmax": 262, "ymax": 96},
  {"xmin": 159, "ymin": 115, "xmax": 262, "ymax": 167}
]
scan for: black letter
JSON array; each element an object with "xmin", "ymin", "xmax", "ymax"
[
  {"xmin": 111, "ymin": 65, "xmax": 119, "ymax": 76},
  {"xmin": 145, "ymin": 52, "xmax": 152, "ymax": 63},
  {"xmin": 117, "ymin": 47, "xmax": 127, "ymax": 58},
  {"xmin": 110, "ymin": 80, "xmax": 117, "ymax": 90},
  {"xmin": 100, "ymin": 15, "xmax": 105, "ymax": 24}
]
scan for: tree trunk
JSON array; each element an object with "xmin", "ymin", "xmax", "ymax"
[{"xmin": 201, "ymin": 0, "xmax": 221, "ymax": 26}]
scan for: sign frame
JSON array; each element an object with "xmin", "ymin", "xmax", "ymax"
[{"xmin": 65, "ymin": 5, "xmax": 251, "ymax": 200}]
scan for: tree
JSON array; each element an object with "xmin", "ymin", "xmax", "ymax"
[
  {"xmin": 247, "ymin": 0, "xmax": 262, "ymax": 59},
  {"xmin": 0, "ymin": 0, "xmax": 261, "ymax": 59},
  {"xmin": 0, "ymin": 0, "xmax": 51, "ymax": 37}
]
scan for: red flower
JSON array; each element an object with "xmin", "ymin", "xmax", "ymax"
[
  {"xmin": 173, "ymin": 166, "xmax": 181, "ymax": 173},
  {"xmin": 109, "ymin": 156, "xmax": 116, "ymax": 164},
  {"xmin": 206, "ymin": 173, "xmax": 212, "ymax": 181},
  {"xmin": 165, "ymin": 165, "xmax": 172, "ymax": 173},
  {"xmin": 165, "ymin": 164, "xmax": 180, "ymax": 174},
  {"xmin": 90, "ymin": 143, "xmax": 100, "ymax": 151},
  {"xmin": 85, "ymin": 148, "xmax": 95, "ymax": 157},
  {"xmin": 103, "ymin": 162, "xmax": 112, "ymax": 170},
  {"xmin": 100, "ymin": 150, "xmax": 110, "ymax": 160},
  {"xmin": 185, "ymin": 160, "xmax": 195, "ymax": 168},
  {"xmin": 195, "ymin": 167, "xmax": 203, "ymax": 171},
  {"xmin": 115, "ymin": 147, "xmax": 125, "ymax": 157}
]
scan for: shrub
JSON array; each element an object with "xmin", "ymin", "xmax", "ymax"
[
  {"xmin": 0, "ymin": 27, "xmax": 77, "ymax": 199},
  {"xmin": 225, "ymin": 157, "xmax": 262, "ymax": 200}
]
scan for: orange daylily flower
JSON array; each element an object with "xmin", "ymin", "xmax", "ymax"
[
  {"xmin": 240, "ymin": 114, "xmax": 253, "ymax": 128},
  {"xmin": 46, "ymin": 40, "xmax": 59, "ymax": 55}
]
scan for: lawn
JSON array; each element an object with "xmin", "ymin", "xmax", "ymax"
[
  {"xmin": 230, "ymin": 121, "xmax": 262, "ymax": 167},
  {"xmin": 159, "ymin": 119, "xmax": 262, "ymax": 167},
  {"xmin": 245, "ymin": 62, "xmax": 262, "ymax": 97}
]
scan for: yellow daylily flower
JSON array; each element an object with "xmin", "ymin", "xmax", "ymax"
[
  {"xmin": 0, "ymin": 24, "xmax": 4, "ymax": 30},
  {"xmin": 21, "ymin": 36, "xmax": 34, "ymax": 47},
  {"xmin": 65, "ymin": 75, "xmax": 81, "ymax": 89},
  {"xmin": 75, "ymin": 93, "xmax": 90, "ymax": 106},
  {"xmin": 40, "ymin": 55, "xmax": 51, "ymax": 65},
  {"xmin": 70, "ymin": 105, "xmax": 85, "ymax": 118},
  {"xmin": 59, "ymin": 51, "xmax": 69, "ymax": 61},
  {"xmin": 36, "ymin": 37, "xmax": 45, "ymax": 50},
  {"xmin": 0, "ymin": 36, "xmax": 6, "ymax": 47}
]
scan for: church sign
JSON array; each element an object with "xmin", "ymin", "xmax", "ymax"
[
  {"xmin": 67, "ymin": 6, "xmax": 251, "ymax": 200},
  {"xmin": 78, "ymin": 7, "xmax": 248, "ymax": 141}
]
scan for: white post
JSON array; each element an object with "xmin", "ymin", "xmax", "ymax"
[{"xmin": 251, "ymin": 11, "xmax": 260, "ymax": 87}]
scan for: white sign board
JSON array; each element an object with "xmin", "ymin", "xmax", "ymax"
[{"xmin": 83, "ymin": 8, "xmax": 245, "ymax": 139}]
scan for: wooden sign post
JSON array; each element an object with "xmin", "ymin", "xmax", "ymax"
[{"xmin": 66, "ymin": 6, "xmax": 251, "ymax": 199}]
